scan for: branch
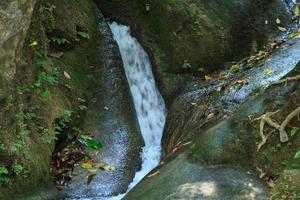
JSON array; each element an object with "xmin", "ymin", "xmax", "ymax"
[
  {"xmin": 279, "ymin": 106, "xmax": 300, "ymax": 142},
  {"xmin": 269, "ymin": 75, "xmax": 300, "ymax": 87}
]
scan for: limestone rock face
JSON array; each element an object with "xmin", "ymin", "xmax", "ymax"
[{"xmin": 0, "ymin": 0, "xmax": 36, "ymax": 85}]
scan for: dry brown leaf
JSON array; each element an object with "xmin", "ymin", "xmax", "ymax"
[{"xmin": 87, "ymin": 173, "xmax": 96, "ymax": 185}]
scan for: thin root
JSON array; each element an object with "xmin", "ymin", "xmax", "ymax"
[{"xmin": 255, "ymin": 106, "xmax": 300, "ymax": 151}]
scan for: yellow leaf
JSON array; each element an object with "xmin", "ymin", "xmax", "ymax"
[
  {"xmin": 82, "ymin": 162, "xmax": 93, "ymax": 169},
  {"xmin": 276, "ymin": 18, "xmax": 281, "ymax": 24},
  {"xmin": 29, "ymin": 41, "xmax": 38, "ymax": 47},
  {"xmin": 216, "ymin": 87, "xmax": 222, "ymax": 92},
  {"xmin": 265, "ymin": 68, "xmax": 272, "ymax": 75},
  {"xmin": 204, "ymin": 75, "xmax": 212, "ymax": 81},
  {"xmin": 148, "ymin": 170, "xmax": 159, "ymax": 178}
]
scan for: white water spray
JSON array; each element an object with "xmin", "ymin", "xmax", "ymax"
[{"xmin": 108, "ymin": 22, "xmax": 166, "ymax": 199}]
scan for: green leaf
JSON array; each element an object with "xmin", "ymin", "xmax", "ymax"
[
  {"xmin": 0, "ymin": 167, "xmax": 9, "ymax": 175},
  {"xmin": 230, "ymin": 64, "xmax": 240, "ymax": 73},
  {"xmin": 80, "ymin": 135, "xmax": 103, "ymax": 150},
  {"xmin": 265, "ymin": 68, "xmax": 272, "ymax": 75},
  {"xmin": 289, "ymin": 127, "xmax": 300, "ymax": 137},
  {"xmin": 77, "ymin": 31, "xmax": 90, "ymax": 39},
  {"xmin": 295, "ymin": 150, "xmax": 300, "ymax": 159}
]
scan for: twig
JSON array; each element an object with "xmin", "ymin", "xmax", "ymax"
[
  {"xmin": 254, "ymin": 110, "xmax": 280, "ymax": 152},
  {"xmin": 255, "ymin": 106, "xmax": 300, "ymax": 151},
  {"xmin": 269, "ymin": 75, "xmax": 300, "ymax": 86},
  {"xmin": 279, "ymin": 106, "xmax": 300, "ymax": 142}
]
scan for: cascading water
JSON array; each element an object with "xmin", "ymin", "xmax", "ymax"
[{"xmin": 108, "ymin": 22, "xmax": 167, "ymax": 199}]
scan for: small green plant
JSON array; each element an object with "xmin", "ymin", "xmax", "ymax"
[
  {"xmin": 0, "ymin": 143, "xmax": 4, "ymax": 151},
  {"xmin": 13, "ymin": 164, "xmax": 24, "ymax": 176},
  {"xmin": 0, "ymin": 177, "xmax": 12, "ymax": 187},
  {"xmin": 50, "ymin": 37, "xmax": 70, "ymax": 45},
  {"xmin": 77, "ymin": 31, "xmax": 90, "ymax": 40},
  {"xmin": 0, "ymin": 167, "xmax": 8, "ymax": 175},
  {"xmin": 35, "ymin": 71, "xmax": 58, "ymax": 87},
  {"xmin": 182, "ymin": 60, "xmax": 192, "ymax": 70},
  {"xmin": 79, "ymin": 135, "xmax": 103, "ymax": 151},
  {"xmin": 40, "ymin": 90, "xmax": 50, "ymax": 101},
  {"xmin": 295, "ymin": 150, "xmax": 300, "ymax": 159},
  {"xmin": 230, "ymin": 64, "xmax": 240, "ymax": 73},
  {"xmin": 40, "ymin": 4, "xmax": 56, "ymax": 33}
]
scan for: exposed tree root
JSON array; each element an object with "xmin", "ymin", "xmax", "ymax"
[
  {"xmin": 253, "ymin": 106, "xmax": 300, "ymax": 151},
  {"xmin": 269, "ymin": 74, "xmax": 300, "ymax": 87}
]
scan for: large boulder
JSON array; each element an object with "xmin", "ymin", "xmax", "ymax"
[
  {"xmin": 163, "ymin": 37, "xmax": 300, "ymax": 154},
  {"xmin": 56, "ymin": 17, "xmax": 144, "ymax": 199},
  {"xmin": 1, "ymin": 0, "xmax": 141, "ymax": 199},
  {"xmin": 125, "ymin": 37, "xmax": 300, "ymax": 199},
  {"xmin": 95, "ymin": 0, "xmax": 293, "ymax": 102}
]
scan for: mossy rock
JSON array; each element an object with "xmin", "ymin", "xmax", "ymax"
[{"xmin": 96, "ymin": 0, "xmax": 291, "ymax": 101}]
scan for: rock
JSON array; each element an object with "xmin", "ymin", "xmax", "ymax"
[
  {"xmin": 125, "ymin": 39, "xmax": 300, "ymax": 200},
  {"xmin": 163, "ymin": 37, "xmax": 300, "ymax": 155},
  {"xmin": 271, "ymin": 170, "xmax": 300, "ymax": 198},
  {"xmin": 95, "ymin": 0, "xmax": 293, "ymax": 102},
  {"xmin": 125, "ymin": 153, "xmax": 268, "ymax": 200},
  {"xmin": 56, "ymin": 16, "xmax": 144, "ymax": 199}
]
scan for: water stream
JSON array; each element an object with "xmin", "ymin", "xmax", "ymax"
[{"xmin": 108, "ymin": 22, "xmax": 167, "ymax": 199}]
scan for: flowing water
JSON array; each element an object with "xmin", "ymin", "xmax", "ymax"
[{"xmin": 108, "ymin": 22, "xmax": 167, "ymax": 199}]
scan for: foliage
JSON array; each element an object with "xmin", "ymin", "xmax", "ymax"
[
  {"xmin": 40, "ymin": 4, "xmax": 56, "ymax": 33},
  {"xmin": 182, "ymin": 60, "xmax": 192, "ymax": 70},
  {"xmin": 80, "ymin": 135, "xmax": 103, "ymax": 151},
  {"xmin": 13, "ymin": 164, "xmax": 24, "ymax": 176},
  {"xmin": 77, "ymin": 31, "xmax": 90, "ymax": 40},
  {"xmin": 230, "ymin": 64, "xmax": 240, "ymax": 73},
  {"xmin": 50, "ymin": 37, "xmax": 70, "ymax": 45},
  {"xmin": 0, "ymin": 167, "xmax": 9, "ymax": 175}
]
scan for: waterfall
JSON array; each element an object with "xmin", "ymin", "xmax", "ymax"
[{"xmin": 108, "ymin": 22, "xmax": 167, "ymax": 199}]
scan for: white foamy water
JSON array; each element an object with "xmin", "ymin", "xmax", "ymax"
[{"xmin": 108, "ymin": 22, "xmax": 166, "ymax": 199}]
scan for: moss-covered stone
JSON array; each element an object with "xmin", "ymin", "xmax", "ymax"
[
  {"xmin": 0, "ymin": 0, "xmax": 105, "ymax": 198},
  {"xmin": 95, "ymin": 0, "xmax": 291, "ymax": 102}
]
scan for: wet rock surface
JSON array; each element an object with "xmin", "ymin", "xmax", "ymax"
[
  {"xmin": 125, "ymin": 153, "xmax": 268, "ymax": 200},
  {"xmin": 95, "ymin": 0, "xmax": 293, "ymax": 102},
  {"xmin": 124, "ymin": 36, "xmax": 300, "ymax": 199},
  {"xmin": 56, "ymin": 17, "xmax": 144, "ymax": 199},
  {"xmin": 163, "ymin": 37, "xmax": 300, "ymax": 154}
]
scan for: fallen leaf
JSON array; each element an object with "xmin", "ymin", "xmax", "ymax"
[
  {"xmin": 94, "ymin": 162, "xmax": 106, "ymax": 169},
  {"xmin": 104, "ymin": 106, "xmax": 109, "ymax": 111},
  {"xmin": 206, "ymin": 113, "xmax": 215, "ymax": 120},
  {"xmin": 204, "ymin": 75, "xmax": 212, "ymax": 81},
  {"xmin": 82, "ymin": 162, "xmax": 93, "ymax": 169},
  {"xmin": 88, "ymin": 168, "xmax": 97, "ymax": 173},
  {"xmin": 48, "ymin": 52, "xmax": 64, "ymax": 58},
  {"xmin": 278, "ymin": 26, "xmax": 287, "ymax": 32},
  {"xmin": 182, "ymin": 141, "xmax": 193, "ymax": 146},
  {"xmin": 148, "ymin": 170, "xmax": 159, "ymax": 178},
  {"xmin": 64, "ymin": 71, "xmax": 71, "ymax": 79},
  {"xmin": 87, "ymin": 173, "xmax": 96, "ymax": 185},
  {"xmin": 172, "ymin": 147, "xmax": 180, "ymax": 153},
  {"xmin": 216, "ymin": 87, "xmax": 222, "ymax": 92},
  {"xmin": 55, "ymin": 185, "xmax": 65, "ymax": 191},
  {"xmin": 103, "ymin": 165, "xmax": 116, "ymax": 171},
  {"xmin": 29, "ymin": 41, "xmax": 38, "ymax": 47},
  {"xmin": 276, "ymin": 18, "xmax": 281, "ymax": 24},
  {"xmin": 265, "ymin": 68, "xmax": 272, "ymax": 75}
]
